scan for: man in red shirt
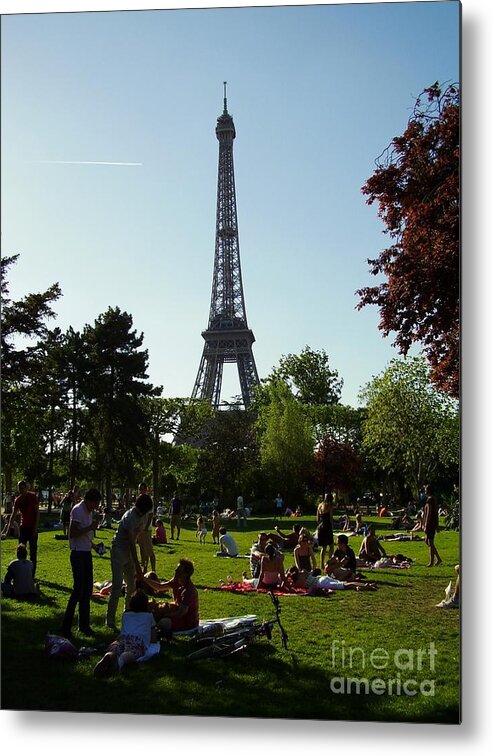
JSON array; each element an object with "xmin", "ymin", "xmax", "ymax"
[
  {"xmin": 6, "ymin": 481, "xmax": 40, "ymax": 577},
  {"xmin": 143, "ymin": 559, "xmax": 199, "ymax": 632}
]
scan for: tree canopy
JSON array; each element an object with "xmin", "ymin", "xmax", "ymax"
[
  {"xmin": 360, "ymin": 356, "xmax": 459, "ymax": 498},
  {"xmin": 357, "ymin": 83, "xmax": 459, "ymax": 398},
  {"xmin": 268, "ymin": 346, "xmax": 343, "ymax": 405}
]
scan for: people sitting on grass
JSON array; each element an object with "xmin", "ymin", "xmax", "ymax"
[
  {"xmin": 1, "ymin": 543, "xmax": 39, "ymax": 599},
  {"xmin": 216, "ymin": 527, "xmax": 239, "ymax": 557},
  {"xmin": 294, "ymin": 529, "xmax": 317, "ymax": 572},
  {"xmin": 325, "ymin": 534, "xmax": 358, "ymax": 581},
  {"xmin": 1, "ymin": 514, "xmax": 20, "ymax": 540},
  {"xmin": 93, "ymin": 589, "xmax": 157, "ymax": 677},
  {"xmin": 266, "ymin": 523, "xmax": 301, "ymax": 551},
  {"xmin": 242, "ymin": 541, "xmax": 286, "ymax": 590},
  {"xmin": 340, "ymin": 512, "xmax": 351, "ymax": 531},
  {"xmin": 358, "ymin": 524, "xmax": 387, "ymax": 562},
  {"xmin": 287, "ymin": 565, "xmax": 377, "ymax": 592},
  {"xmin": 142, "ymin": 559, "xmax": 199, "ymax": 633},
  {"xmin": 354, "ymin": 513, "xmax": 368, "ymax": 536},
  {"xmin": 152, "ymin": 519, "xmax": 167, "ymax": 545},
  {"xmin": 249, "ymin": 532, "xmax": 268, "ymax": 578},
  {"xmin": 267, "ymin": 522, "xmax": 301, "ymax": 551}
]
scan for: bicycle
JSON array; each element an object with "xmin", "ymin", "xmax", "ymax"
[{"xmin": 185, "ymin": 591, "xmax": 288, "ymax": 661}]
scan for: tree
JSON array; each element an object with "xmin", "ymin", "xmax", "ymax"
[
  {"xmin": 31, "ymin": 328, "xmax": 70, "ymax": 510},
  {"xmin": 1, "ymin": 255, "xmax": 62, "ymax": 496},
  {"xmin": 196, "ymin": 407, "xmax": 259, "ymax": 503},
  {"xmin": 310, "ymin": 403, "xmax": 366, "ymax": 448},
  {"xmin": 83, "ymin": 307, "xmax": 157, "ymax": 505},
  {"xmin": 314, "ymin": 436, "xmax": 362, "ymax": 497},
  {"xmin": 257, "ymin": 380, "xmax": 314, "ymax": 504},
  {"xmin": 268, "ymin": 346, "xmax": 343, "ymax": 405},
  {"xmin": 357, "ymin": 83, "xmax": 459, "ymax": 398},
  {"xmin": 360, "ymin": 356, "xmax": 459, "ymax": 500},
  {"xmin": 139, "ymin": 396, "xmax": 213, "ymax": 499}
]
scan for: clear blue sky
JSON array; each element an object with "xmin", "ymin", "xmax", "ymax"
[{"xmin": 1, "ymin": 1, "xmax": 460, "ymax": 406}]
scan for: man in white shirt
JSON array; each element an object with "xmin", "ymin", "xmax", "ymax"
[
  {"xmin": 217, "ymin": 527, "xmax": 239, "ymax": 557},
  {"xmin": 62, "ymin": 488, "xmax": 102, "ymax": 638}
]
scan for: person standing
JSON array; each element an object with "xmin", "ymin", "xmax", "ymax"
[
  {"xmin": 169, "ymin": 492, "xmax": 182, "ymax": 540},
  {"xmin": 6, "ymin": 481, "xmax": 40, "ymax": 577},
  {"xmin": 60, "ymin": 490, "xmax": 75, "ymax": 537},
  {"xmin": 211, "ymin": 510, "xmax": 221, "ymax": 544},
  {"xmin": 61, "ymin": 488, "xmax": 102, "ymax": 638},
  {"xmin": 236, "ymin": 494, "xmax": 246, "ymax": 527},
  {"xmin": 316, "ymin": 492, "xmax": 334, "ymax": 570},
  {"xmin": 106, "ymin": 494, "xmax": 153, "ymax": 630},
  {"xmin": 136, "ymin": 482, "xmax": 156, "ymax": 573},
  {"xmin": 274, "ymin": 493, "xmax": 284, "ymax": 521},
  {"xmin": 423, "ymin": 483, "xmax": 442, "ymax": 567}
]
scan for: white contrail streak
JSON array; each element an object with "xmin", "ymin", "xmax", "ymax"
[{"xmin": 31, "ymin": 160, "xmax": 143, "ymax": 166}]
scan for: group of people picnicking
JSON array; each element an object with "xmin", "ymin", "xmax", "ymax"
[{"xmin": 2, "ymin": 479, "xmax": 456, "ymax": 676}]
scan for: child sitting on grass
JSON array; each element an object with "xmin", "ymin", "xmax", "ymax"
[{"xmin": 93, "ymin": 589, "xmax": 157, "ymax": 677}]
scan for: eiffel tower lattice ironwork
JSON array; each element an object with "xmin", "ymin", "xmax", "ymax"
[{"xmin": 191, "ymin": 84, "xmax": 259, "ymax": 410}]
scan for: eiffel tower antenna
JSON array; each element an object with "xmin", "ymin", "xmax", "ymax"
[{"xmin": 191, "ymin": 85, "xmax": 259, "ymax": 410}]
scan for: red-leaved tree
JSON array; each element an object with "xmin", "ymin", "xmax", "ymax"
[
  {"xmin": 357, "ymin": 83, "xmax": 459, "ymax": 398},
  {"xmin": 314, "ymin": 436, "xmax": 362, "ymax": 496}
]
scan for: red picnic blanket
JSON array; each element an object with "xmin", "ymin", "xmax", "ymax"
[{"xmin": 218, "ymin": 581, "xmax": 334, "ymax": 597}]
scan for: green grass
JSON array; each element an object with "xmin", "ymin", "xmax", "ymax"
[{"xmin": 1, "ymin": 515, "xmax": 460, "ymax": 722}]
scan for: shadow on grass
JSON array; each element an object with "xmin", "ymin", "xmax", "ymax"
[
  {"xmin": 1, "ymin": 610, "xmax": 459, "ymax": 724},
  {"xmin": 38, "ymin": 579, "xmax": 73, "ymax": 595}
]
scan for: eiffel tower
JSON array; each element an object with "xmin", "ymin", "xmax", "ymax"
[{"xmin": 191, "ymin": 84, "xmax": 259, "ymax": 409}]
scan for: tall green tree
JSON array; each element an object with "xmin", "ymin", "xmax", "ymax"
[
  {"xmin": 83, "ymin": 307, "xmax": 157, "ymax": 506},
  {"xmin": 31, "ymin": 328, "xmax": 70, "ymax": 509},
  {"xmin": 196, "ymin": 407, "xmax": 259, "ymax": 504},
  {"xmin": 310, "ymin": 403, "xmax": 366, "ymax": 448},
  {"xmin": 360, "ymin": 356, "xmax": 459, "ymax": 499},
  {"xmin": 268, "ymin": 346, "xmax": 343, "ymax": 405},
  {"xmin": 257, "ymin": 380, "xmax": 314, "ymax": 504},
  {"xmin": 1, "ymin": 255, "xmax": 62, "ymax": 497}
]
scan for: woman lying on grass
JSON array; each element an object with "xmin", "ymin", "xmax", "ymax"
[
  {"xmin": 93, "ymin": 589, "xmax": 157, "ymax": 677},
  {"xmin": 287, "ymin": 566, "xmax": 378, "ymax": 593}
]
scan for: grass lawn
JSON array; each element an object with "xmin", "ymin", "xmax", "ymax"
[{"xmin": 1, "ymin": 514, "xmax": 460, "ymax": 722}]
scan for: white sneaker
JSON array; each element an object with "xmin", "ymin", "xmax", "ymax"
[{"xmin": 435, "ymin": 597, "xmax": 459, "ymax": 608}]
